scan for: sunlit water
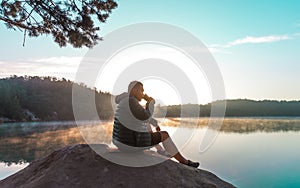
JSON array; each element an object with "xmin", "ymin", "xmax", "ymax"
[
  {"xmin": 0, "ymin": 162, "xmax": 29, "ymax": 180},
  {"xmin": 1, "ymin": 118, "xmax": 300, "ymax": 187},
  {"xmin": 171, "ymin": 127, "xmax": 300, "ymax": 187}
]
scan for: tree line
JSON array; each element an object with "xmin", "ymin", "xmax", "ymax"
[
  {"xmin": 0, "ymin": 76, "xmax": 113, "ymax": 122},
  {"xmin": 155, "ymin": 99, "xmax": 300, "ymax": 117},
  {"xmin": 1, "ymin": 76, "xmax": 300, "ymax": 122}
]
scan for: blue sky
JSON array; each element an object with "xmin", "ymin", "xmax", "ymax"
[{"xmin": 1, "ymin": 0, "xmax": 300, "ymax": 103}]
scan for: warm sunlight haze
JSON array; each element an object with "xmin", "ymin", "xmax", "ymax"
[
  {"xmin": 1, "ymin": 1, "xmax": 300, "ymax": 104},
  {"xmin": 94, "ymin": 43, "xmax": 212, "ymax": 105},
  {"xmin": 1, "ymin": 1, "xmax": 300, "ymax": 188}
]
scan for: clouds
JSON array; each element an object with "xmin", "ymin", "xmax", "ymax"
[
  {"xmin": 209, "ymin": 34, "xmax": 293, "ymax": 54},
  {"xmin": 230, "ymin": 35, "xmax": 290, "ymax": 45},
  {"xmin": 0, "ymin": 56, "xmax": 82, "ymax": 80},
  {"xmin": 34, "ymin": 56, "xmax": 82, "ymax": 65}
]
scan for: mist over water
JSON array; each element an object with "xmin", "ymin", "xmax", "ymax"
[{"xmin": 1, "ymin": 118, "xmax": 300, "ymax": 187}]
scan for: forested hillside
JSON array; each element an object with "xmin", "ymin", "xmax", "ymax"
[
  {"xmin": 1, "ymin": 76, "xmax": 300, "ymax": 122},
  {"xmin": 155, "ymin": 99, "xmax": 300, "ymax": 117},
  {"xmin": 0, "ymin": 76, "xmax": 113, "ymax": 121}
]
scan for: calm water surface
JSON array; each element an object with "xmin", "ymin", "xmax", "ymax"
[{"xmin": 1, "ymin": 118, "xmax": 300, "ymax": 187}]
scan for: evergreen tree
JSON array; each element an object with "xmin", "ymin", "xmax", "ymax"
[{"xmin": 0, "ymin": 0, "xmax": 117, "ymax": 47}]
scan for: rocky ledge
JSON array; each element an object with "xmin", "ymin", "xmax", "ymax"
[{"xmin": 0, "ymin": 144, "xmax": 235, "ymax": 188}]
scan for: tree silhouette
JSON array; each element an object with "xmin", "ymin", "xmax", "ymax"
[
  {"xmin": 0, "ymin": 0, "xmax": 117, "ymax": 48},
  {"xmin": 0, "ymin": 76, "xmax": 114, "ymax": 121}
]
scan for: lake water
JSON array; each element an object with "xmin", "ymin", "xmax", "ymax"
[{"xmin": 1, "ymin": 118, "xmax": 300, "ymax": 187}]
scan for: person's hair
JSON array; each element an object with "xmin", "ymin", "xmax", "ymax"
[{"xmin": 128, "ymin": 81, "xmax": 143, "ymax": 93}]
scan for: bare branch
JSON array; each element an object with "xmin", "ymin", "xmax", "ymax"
[
  {"xmin": 0, "ymin": 16, "xmax": 33, "ymax": 30},
  {"xmin": 23, "ymin": 29, "xmax": 26, "ymax": 46}
]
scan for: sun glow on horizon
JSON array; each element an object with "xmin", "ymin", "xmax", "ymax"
[
  {"xmin": 141, "ymin": 78, "xmax": 181, "ymax": 105},
  {"xmin": 93, "ymin": 43, "xmax": 213, "ymax": 105}
]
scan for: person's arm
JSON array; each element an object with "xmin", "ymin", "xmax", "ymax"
[
  {"xmin": 144, "ymin": 98, "xmax": 160, "ymax": 130},
  {"xmin": 129, "ymin": 97, "xmax": 161, "ymax": 131},
  {"xmin": 146, "ymin": 123, "xmax": 153, "ymax": 133},
  {"xmin": 129, "ymin": 97, "xmax": 154, "ymax": 121},
  {"xmin": 149, "ymin": 118, "xmax": 158, "ymax": 127}
]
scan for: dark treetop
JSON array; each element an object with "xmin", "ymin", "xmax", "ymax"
[{"xmin": 0, "ymin": 0, "xmax": 117, "ymax": 48}]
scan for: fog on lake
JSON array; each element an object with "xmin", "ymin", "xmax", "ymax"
[{"xmin": 1, "ymin": 117, "xmax": 300, "ymax": 187}]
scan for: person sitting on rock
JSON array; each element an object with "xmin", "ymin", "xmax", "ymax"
[{"xmin": 112, "ymin": 81, "xmax": 199, "ymax": 168}]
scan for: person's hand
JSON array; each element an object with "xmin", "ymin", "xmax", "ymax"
[
  {"xmin": 149, "ymin": 97, "xmax": 155, "ymax": 104},
  {"xmin": 144, "ymin": 94, "xmax": 155, "ymax": 103},
  {"xmin": 156, "ymin": 126, "xmax": 161, "ymax": 132}
]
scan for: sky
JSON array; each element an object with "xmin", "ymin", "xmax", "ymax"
[{"xmin": 1, "ymin": 0, "xmax": 300, "ymax": 104}]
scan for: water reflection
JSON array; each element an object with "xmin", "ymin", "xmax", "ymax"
[
  {"xmin": 0, "ymin": 162, "xmax": 28, "ymax": 180},
  {"xmin": 1, "ymin": 118, "xmax": 300, "ymax": 186},
  {"xmin": 182, "ymin": 128, "xmax": 300, "ymax": 188},
  {"xmin": 0, "ymin": 121, "xmax": 113, "ymax": 165},
  {"xmin": 161, "ymin": 117, "xmax": 300, "ymax": 133},
  {"xmin": 1, "ymin": 117, "xmax": 300, "ymax": 165}
]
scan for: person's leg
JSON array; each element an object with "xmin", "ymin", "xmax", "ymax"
[
  {"xmin": 150, "ymin": 131, "xmax": 199, "ymax": 167},
  {"xmin": 146, "ymin": 124, "xmax": 165, "ymax": 153},
  {"xmin": 160, "ymin": 131, "xmax": 199, "ymax": 167},
  {"xmin": 159, "ymin": 131, "xmax": 188, "ymax": 164}
]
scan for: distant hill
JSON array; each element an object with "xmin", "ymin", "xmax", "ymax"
[
  {"xmin": 1, "ymin": 76, "xmax": 299, "ymax": 122},
  {"xmin": 218, "ymin": 99, "xmax": 300, "ymax": 117},
  {"xmin": 0, "ymin": 76, "xmax": 113, "ymax": 122},
  {"xmin": 155, "ymin": 99, "xmax": 300, "ymax": 117}
]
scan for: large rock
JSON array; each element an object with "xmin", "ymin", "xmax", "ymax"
[{"xmin": 0, "ymin": 144, "xmax": 235, "ymax": 188}]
